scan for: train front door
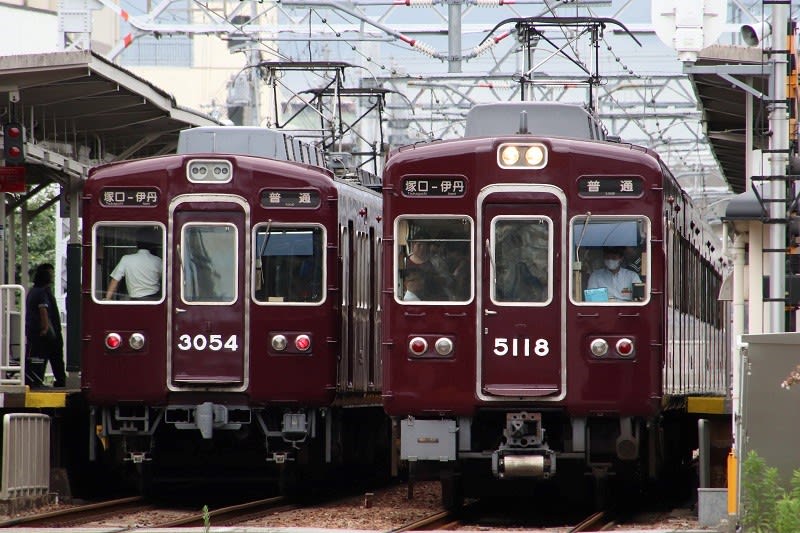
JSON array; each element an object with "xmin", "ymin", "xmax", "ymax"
[
  {"xmin": 478, "ymin": 187, "xmax": 565, "ymax": 401},
  {"xmin": 169, "ymin": 199, "xmax": 249, "ymax": 387}
]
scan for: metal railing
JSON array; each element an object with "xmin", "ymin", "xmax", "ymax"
[{"xmin": 0, "ymin": 285, "xmax": 24, "ymax": 387}]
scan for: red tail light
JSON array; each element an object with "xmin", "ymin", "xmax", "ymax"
[
  {"xmin": 616, "ymin": 338, "xmax": 635, "ymax": 357},
  {"xmin": 409, "ymin": 337, "xmax": 428, "ymax": 356},
  {"xmin": 105, "ymin": 333, "xmax": 122, "ymax": 350},
  {"xmin": 295, "ymin": 334, "xmax": 311, "ymax": 351}
]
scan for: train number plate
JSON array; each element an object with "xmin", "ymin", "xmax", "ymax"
[
  {"xmin": 493, "ymin": 337, "xmax": 550, "ymax": 357},
  {"xmin": 176, "ymin": 334, "xmax": 239, "ymax": 351}
]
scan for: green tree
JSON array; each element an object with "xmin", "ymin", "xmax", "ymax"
[{"xmin": 13, "ymin": 186, "xmax": 58, "ymax": 282}]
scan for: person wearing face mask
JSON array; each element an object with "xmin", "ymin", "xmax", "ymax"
[{"xmin": 587, "ymin": 247, "xmax": 642, "ymax": 301}]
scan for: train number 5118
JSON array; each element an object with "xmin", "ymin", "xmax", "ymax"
[{"xmin": 493, "ymin": 337, "xmax": 549, "ymax": 357}]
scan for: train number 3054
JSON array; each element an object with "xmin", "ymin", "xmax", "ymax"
[
  {"xmin": 177, "ymin": 334, "xmax": 239, "ymax": 351},
  {"xmin": 493, "ymin": 337, "xmax": 550, "ymax": 357}
]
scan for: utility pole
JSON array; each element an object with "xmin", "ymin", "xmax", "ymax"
[{"xmin": 767, "ymin": 3, "xmax": 789, "ymax": 332}]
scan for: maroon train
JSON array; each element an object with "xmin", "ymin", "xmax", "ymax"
[
  {"xmin": 381, "ymin": 102, "xmax": 731, "ymax": 505},
  {"xmin": 80, "ymin": 126, "xmax": 388, "ymax": 492}
]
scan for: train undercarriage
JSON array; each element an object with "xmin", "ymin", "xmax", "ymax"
[
  {"xmin": 397, "ymin": 409, "xmax": 703, "ymax": 509},
  {"xmin": 91, "ymin": 401, "xmax": 391, "ymax": 497}
]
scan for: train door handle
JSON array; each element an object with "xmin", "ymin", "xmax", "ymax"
[
  {"xmin": 175, "ymin": 307, "xmax": 187, "ymax": 313},
  {"xmin": 484, "ymin": 309, "xmax": 497, "ymax": 315}
]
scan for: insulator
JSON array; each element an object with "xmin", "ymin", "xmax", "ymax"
[
  {"xmin": 413, "ymin": 41, "xmax": 437, "ymax": 57},
  {"xmin": 471, "ymin": 39, "xmax": 497, "ymax": 57}
]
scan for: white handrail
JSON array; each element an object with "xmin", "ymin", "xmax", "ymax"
[{"xmin": 0, "ymin": 285, "xmax": 25, "ymax": 387}]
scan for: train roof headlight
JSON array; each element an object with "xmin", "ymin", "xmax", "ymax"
[
  {"xmin": 105, "ymin": 332, "xmax": 122, "ymax": 350},
  {"xmin": 271, "ymin": 334, "xmax": 288, "ymax": 351},
  {"xmin": 590, "ymin": 338, "xmax": 608, "ymax": 357},
  {"xmin": 186, "ymin": 159, "xmax": 233, "ymax": 183},
  {"xmin": 616, "ymin": 338, "xmax": 635, "ymax": 357},
  {"xmin": 295, "ymin": 334, "xmax": 311, "ymax": 352},
  {"xmin": 434, "ymin": 337, "xmax": 453, "ymax": 356},
  {"xmin": 409, "ymin": 337, "xmax": 428, "ymax": 356},
  {"xmin": 499, "ymin": 145, "xmax": 520, "ymax": 166},
  {"xmin": 498, "ymin": 143, "xmax": 547, "ymax": 169},
  {"xmin": 129, "ymin": 332, "xmax": 146, "ymax": 350},
  {"xmin": 525, "ymin": 145, "xmax": 545, "ymax": 166}
]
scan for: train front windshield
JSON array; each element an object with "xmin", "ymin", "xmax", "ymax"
[
  {"xmin": 570, "ymin": 216, "xmax": 649, "ymax": 304},
  {"xmin": 92, "ymin": 223, "xmax": 165, "ymax": 303},
  {"xmin": 395, "ymin": 217, "xmax": 473, "ymax": 303},
  {"xmin": 254, "ymin": 225, "xmax": 324, "ymax": 304}
]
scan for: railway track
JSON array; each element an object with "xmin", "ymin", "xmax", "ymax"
[
  {"xmin": 149, "ymin": 495, "xmax": 293, "ymax": 528},
  {"xmin": 0, "ymin": 496, "xmax": 150, "ymax": 528},
  {"xmin": 390, "ymin": 509, "xmax": 461, "ymax": 531},
  {"xmin": 569, "ymin": 510, "xmax": 618, "ymax": 532}
]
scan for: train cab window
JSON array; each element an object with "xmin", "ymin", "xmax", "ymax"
[
  {"xmin": 395, "ymin": 217, "xmax": 472, "ymax": 304},
  {"xmin": 570, "ymin": 216, "xmax": 649, "ymax": 304},
  {"xmin": 491, "ymin": 217, "xmax": 551, "ymax": 305},
  {"xmin": 93, "ymin": 223, "xmax": 165, "ymax": 304},
  {"xmin": 181, "ymin": 223, "xmax": 237, "ymax": 304},
  {"xmin": 253, "ymin": 225, "xmax": 324, "ymax": 304}
]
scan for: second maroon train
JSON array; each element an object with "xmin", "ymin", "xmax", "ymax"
[{"xmin": 79, "ymin": 103, "xmax": 730, "ymax": 503}]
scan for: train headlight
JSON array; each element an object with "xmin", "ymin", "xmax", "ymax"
[
  {"xmin": 590, "ymin": 338, "xmax": 608, "ymax": 357},
  {"xmin": 497, "ymin": 143, "xmax": 548, "ymax": 169},
  {"xmin": 409, "ymin": 337, "xmax": 428, "ymax": 356},
  {"xmin": 294, "ymin": 334, "xmax": 311, "ymax": 352},
  {"xmin": 271, "ymin": 334, "xmax": 288, "ymax": 351},
  {"xmin": 186, "ymin": 159, "xmax": 233, "ymax": 183},
  {"xmin": 434, "ymin": 337, "xmax": 454, "ymax": 356},
  {"xmin": 525, "ymin": 145, "xmax": 545, "ymax": 166},
  {"xmin": 616, "ymin": 338, "xmax": 635, "ymax": 357},
  {"xmin": 129, "ymin": 332, "xmax": 146, "ymax": 350},
  {"xmin": 499, "ymin": 145, "xmax": 520, "ymax": 166},
  {"xmin": 105, "ymin": 332, "xmax": 122, "ymax": 350}
]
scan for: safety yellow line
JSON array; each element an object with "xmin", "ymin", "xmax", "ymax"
[{"xmin": 25, "ymin": 391, "xmax": 67, "ymax": 408}]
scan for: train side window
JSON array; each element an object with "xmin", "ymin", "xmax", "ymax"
[
  {"xmin": 395, "ymin": 217, "xmax": 472, "ymax": 304},
  {"xmin": 93, "ymin": 223, "xmax": 165, "ymax": 303},
  {"xmin": 253, "ymin": 225, "xmax": 324, "ymax": 304},
  {"xmin": 571, "ymin": 216, "xmax": 649, "ymax": 304}
]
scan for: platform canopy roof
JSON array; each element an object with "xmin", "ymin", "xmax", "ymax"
[
  {"xmin": 686, "ymin": 45, "xmax": 771, "ymax": 196},
  {"xmin": 0, "ymin": 50, "xmax": 220, "ymax": 187}
]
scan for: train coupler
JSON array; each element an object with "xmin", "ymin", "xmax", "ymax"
[
  {"xmin": 125, "ymin": 452, "xmax": 152, "ymax": 464},
  {"xmin": 491, "ymin": 449, "xmax": 556, "ymax": 479},
  {"xmin": 267, "ymin": 452, "xmax": 295, "ymax": 464}
]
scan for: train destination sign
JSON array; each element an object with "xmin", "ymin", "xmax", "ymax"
[
  {"xmin": 402, "ymin": 175, "xmax": 467, "ymax": 197},
  {"xmin": 260, "ymin": 189, "xmax": 321, "ymax": 208},
  {"xmin": 100, "ymin": 187, "xmax": 160, "ymax": 207},
  {"xmin": 577, "ymin": 176, "xmax": 643, "ymax": 198}
]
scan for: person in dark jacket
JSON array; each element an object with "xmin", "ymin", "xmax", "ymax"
[{"xmin": 25, "ymin": 263, "xmax": 66, "ymax": 388}]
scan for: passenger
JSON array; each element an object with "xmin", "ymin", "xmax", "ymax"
[
  {"xmin": 587, "ymin": 246, "xmax": 642, "ymax": 301},
  {"xmin": 25, "ymin": 263, "xmax": 67, "ymax": 388},
  {"xmin": 442, "ymin": 244, "xmax": 469, "ymax": 300},
  {"xmin": 402, "ymin": 266, "xmax": 449, "ymax": 301},
  {"xmin": 403, "ymin": 234, "xmax": 449, "ymax": 300},
  {"xmin": 402, "ymin": 268, "xmax": 424, "ymax": 301},
  {"xmin": 406, "ymin": 239, "xmax": 436, "ymax": 271},
  {"xmin": 105, "ymin": 227, "xmax": 162, "ymax": 300}
]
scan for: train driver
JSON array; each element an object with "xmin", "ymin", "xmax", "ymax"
[
  {"xmin": 104, "ymin": 227, "xmax": 163, "ymax": 301},
  {"xmin": 586, "ymin": 246, "xmax": 641, "ymax": 301}
]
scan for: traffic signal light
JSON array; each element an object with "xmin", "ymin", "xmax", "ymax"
[{"xmin": 3, "ymin": 122, "xmax": 25, "ymax": 166}]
